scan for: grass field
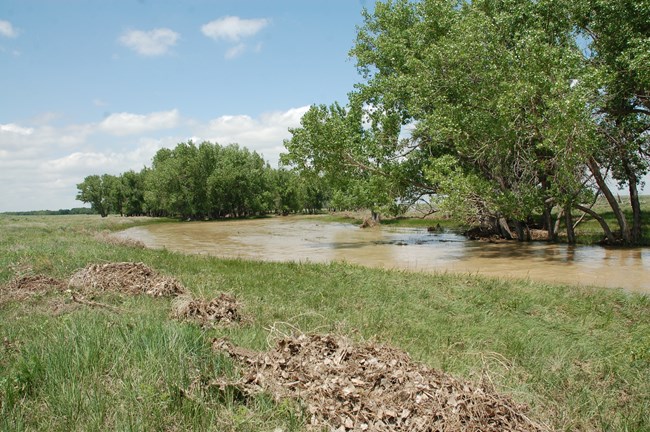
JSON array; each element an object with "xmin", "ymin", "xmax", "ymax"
[{"xmin": 1, "ymin": 215, "xmax": 649, "ymax": 431}]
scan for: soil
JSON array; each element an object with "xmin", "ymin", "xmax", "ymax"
[
  {"xmin": 213, "ymin": 333, "xmax": 547, "ymax": 432},
  {"xmin": 68, "ymin": 262, "xmax": 186, "ymax": 297},
  {"xmin": 172, "ymin": 293, "xmax": 246, "ymax": 326}
]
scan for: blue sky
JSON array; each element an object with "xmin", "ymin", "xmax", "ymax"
[{"xmin": 0, "ymin": 0, "xmax": 373, "ymax": 211}]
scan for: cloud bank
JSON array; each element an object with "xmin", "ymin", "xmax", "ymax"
[{"xmin": 0, "ymin": 106, "xmax": 308, "ymax": 212}]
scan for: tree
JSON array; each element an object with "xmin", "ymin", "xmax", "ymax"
[
  {"xmin": 120, "ymin": 170, "xmax": 146, "ymax": 216},
  {"xmin": 76, "ymin": 174, "xmax": 114, "ymax": 217},
  {"xmin": 282, "ymin": 102, "xmax": 424, "ymax": 220},
  {"xmin": 572, "ymin": 0, "xmax": 650, "ymax": 244},
  {"xmin": 283, "ymin": 0, "xmax": 647, "ymax": 243}
]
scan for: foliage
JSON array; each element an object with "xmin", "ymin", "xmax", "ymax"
[
  {"xmin": 77, "ymin": 141, "xmax": 332, "ymax": 219},
  {"xmin": 281, "ymin": 0, "xmax": 649, "ymax": 243},
  {"xmin": 76, "ymin": 174, "xmax": 119, "ymax": 217}
]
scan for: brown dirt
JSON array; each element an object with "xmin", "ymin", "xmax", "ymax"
[
  {"xmin": 68, "ymin": 262, "xmax": 187, "ymax": 297},
  {"xmin": 172, "ymin": 293, "xmax": 246, "ymax": 326},
  {"xmin": 213, "ymin": 334, "xmax": 547, "ymax": 432}
]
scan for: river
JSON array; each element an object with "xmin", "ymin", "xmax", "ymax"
[{"xmin": 115, "ymin": 216, "xmax": 650, "ymax": 294}]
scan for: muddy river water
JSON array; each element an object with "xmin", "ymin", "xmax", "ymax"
[{"xmin": 116, "ymin": 217, "xmax": 650, "ymax": 294}]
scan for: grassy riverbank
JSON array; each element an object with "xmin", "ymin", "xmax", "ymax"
[
  {"xmin": 329, "ymin": 195, "xmax": 650, "ymax": 245},
  {"xmin": 1, "ymin": 215, "xmax": 649, "ymax": 431}
]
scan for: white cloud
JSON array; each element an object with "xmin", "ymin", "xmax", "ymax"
[
  {"xmin": 0, "ymin": 20, "xmax": 18, "ymax": 38},
  {"xmin": 0, "ymin": 123, "xmax": 33, "ymax": 135},
  {"xmin": 99, "ymin": 109, "xmax": 180, "ymax": 136},
  {"xmin": 201, "ymin": 16, "xmax": 268, "ymax": 42},
  {"xmin": 196, "ymin": 106, "xmax": 309, "ymax": 164},
  {"xmin": 119, "ymin": 28, "xmax": 179, "ymax": 56}
]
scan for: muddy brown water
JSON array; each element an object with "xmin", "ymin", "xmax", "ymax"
[{"xmin": 116, "ymin": 216, "xmax": 650, "ymax": 294}]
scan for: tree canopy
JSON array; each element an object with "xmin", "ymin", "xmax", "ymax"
[
  {"xmin": 282, "ymin": 0, "xmax": 649, "ymax": 244},
  {"xmin": 77, "ymin": 141, "xmax": 331, "ymax": 219}
]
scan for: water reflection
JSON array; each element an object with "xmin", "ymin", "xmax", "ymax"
[{"xmin": 115, "ymin": 217, "xmax": 649, "ymax": 294}]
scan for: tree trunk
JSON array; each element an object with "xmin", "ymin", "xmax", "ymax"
[
  {"xmin": 540, "ymin": 177, "xmax": 555, "ymax": 242},
  {"xmin": 513, "ymin": 220, "xmax": 526, "ymax": 242},
  {"xmin": 371, "ymin": 210, "xmax": 381, "ymax": 222},
  {"xmin": 543, "ymin": 204, "xmax": 555, "ymax": 242},
  {"xmin": 587, "ymin": 157, "xmax": 631, "ymax": 244},
  {"xmin": 553, "ymin": 209, "xmax": 564, "ymax": 241},
  {"xmin": 624, "ymin": 165, "xmax": 642, "ymax": 244},
  {"xmin": 564, "ymin": 206, "xmax": 576, "ymax": 244},
  {"xmin": 498, "ymin": 217, "xmax": 514, "ymax": 240},
  {"xmin": 574, "ymin": 204, "xmax": 617, "ymax": 244}
]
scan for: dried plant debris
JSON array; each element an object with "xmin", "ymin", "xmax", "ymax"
[
  {"xmin": 94, "ymin": 231, "xmax": 146, "ymax": 248},
  {"xmin": 1, "ymin": 274, "xmax": 67, "ymax": 303},
  {"xmin": 68, "ymin": 262, "xmax": 186, "ymax": 297},
  {"xmin": 214, "ymin": 334, "xmax": 546, "ymax": 432},
  {"xmin": 6, "ymin": 274, "xmax": 67, "ymax": 293},
  {"xmin": 172, "ymin": 293, "xmax": 246, "ymax": 326}
]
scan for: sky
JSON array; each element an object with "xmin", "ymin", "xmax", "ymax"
[{"xmin": 0, "ymin": 0, "xmax": 374, "ymax": 212}]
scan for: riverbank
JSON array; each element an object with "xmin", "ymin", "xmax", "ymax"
[
  {"xmin": 1, "ymin": 215, "xmax": 648, "ymax": 431},
  {"xmin": 325, "ymin": 195, "xmax": 650, "ymax": 245}
]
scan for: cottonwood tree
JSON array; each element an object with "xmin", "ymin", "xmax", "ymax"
[
  {"xmin": 76, "ymin": 174, "xmax": 116, "ymax": 217},
  {"xmin": 284, "ymin": 0, "xmax": 646, "ymax": 243},
  {"xmin": 571, "ymin": 0, "xmax": 650, "ymax": 244}
]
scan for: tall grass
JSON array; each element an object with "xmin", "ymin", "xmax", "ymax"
[{"xmin": 1, "ymin": 215, "xmax": 649, "ymax": 431}]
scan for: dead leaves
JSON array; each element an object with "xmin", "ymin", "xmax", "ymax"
[
  {"xmin": 215, "ymin": 333, "xmax": 546, "ymax": 432},
  {"xmin": 172, "ymin": 293, "xmax": 247, "ymax": 327},
  {"xmin": 3, "ymin": 263, "xmax": 245, "ymax": 327}
]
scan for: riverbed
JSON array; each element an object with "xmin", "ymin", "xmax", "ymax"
[{"xmin": 115, "ymin": 216, "xmax": 650, "ymax": 294}]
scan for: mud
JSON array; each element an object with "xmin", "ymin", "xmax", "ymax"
[{"xmin": 213, "ymin": 334, "xmax": 546, "ymax": 432}]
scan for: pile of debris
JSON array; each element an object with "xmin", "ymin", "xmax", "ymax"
[
  {"xmin": 6, "ymin": 274, "xmax": 66, "ymax": 292},
  {"xmin": 172, "ymin": 293, "xmax": 245, "ymax": 326},
  {"xmin": 214, "ymin": 334, "xmax": 545, "ymax": 432},
  {"xmin": 94, "ymin": 231, "xmax": 146, "ymax": 249},
  {"xmin": 1, "ymin": 274, "xmax": 67, "ymax": 303},
  {"xmin": 68, "ymin": 262, "xmax": 186, "ymax": 297}
]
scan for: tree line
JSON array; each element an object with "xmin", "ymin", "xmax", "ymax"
[
  {"xmin": 281, "ymin": 0, "xmax": 649, "ymax": 245},
  {"xmin": 76, "ymin": 142, "xmax": 329, "ymax": 219}
]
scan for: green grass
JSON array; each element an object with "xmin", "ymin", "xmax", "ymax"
[
  {"xmin": 574, "ymin": 195, "xmax": 650, "ymax": 244},
  {"xmin": 1, "ymin": 215, "xmax": 649, "ymax": 431}
]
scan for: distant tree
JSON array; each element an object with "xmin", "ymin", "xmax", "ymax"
[
  {"xmin": 120, "ymin": 170, "xmax": 146, "ymax": 216},
  {"xmin": 76, "ymin": 174, "xmax": 114, "ymax": 217}
]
